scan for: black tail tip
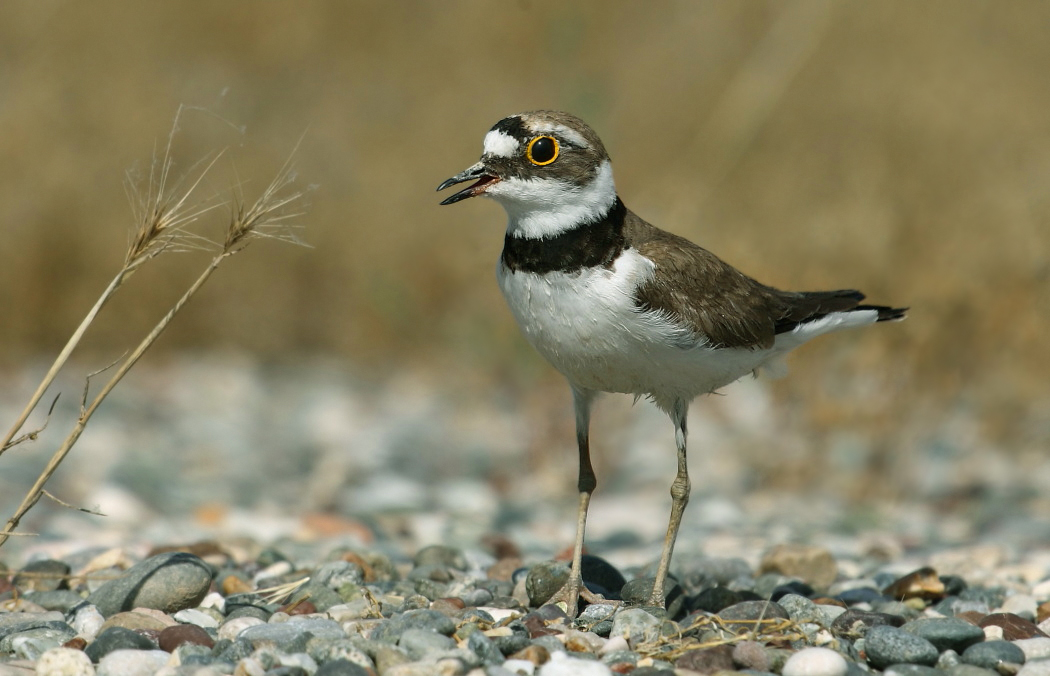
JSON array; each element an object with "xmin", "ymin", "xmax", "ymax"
[{"xmin": 861, "ymin": 305, "xmax": 908, "ymax": 322}]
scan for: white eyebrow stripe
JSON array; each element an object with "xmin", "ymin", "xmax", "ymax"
[
  {"xmin": 529, "ymin": 122, "xmax": 589, "ymax": 148},
  {"xmin": 483, "ymin": 130, "xmax": 520, "ymax": 157}
]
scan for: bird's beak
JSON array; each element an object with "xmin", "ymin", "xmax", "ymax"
[{"xmin": 436, "ymin": 161, "xmax": 499, "ymax": 205}]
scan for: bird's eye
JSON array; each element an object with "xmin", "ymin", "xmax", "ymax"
[{"xmin": 526, "ymin": 136, "xmax": 559, "ymax": 166}]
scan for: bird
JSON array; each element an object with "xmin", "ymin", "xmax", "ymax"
[{"xmin": 436, "ymin": 110, "xmax": 906, "ymax": 615}]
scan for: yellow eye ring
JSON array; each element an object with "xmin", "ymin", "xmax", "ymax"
[{"xmin": 526, "ymin": 136, "xmax": 559, "ymax": 166}]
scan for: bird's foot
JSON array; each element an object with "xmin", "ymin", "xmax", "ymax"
[{"xmin": 544, "ymin": 578, "xmax": 614, "ymax": 619}]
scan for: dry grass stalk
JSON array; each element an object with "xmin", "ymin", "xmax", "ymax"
[{"xmin": 0, "ymin": 110, "xmax": 306, "ymax": 548}]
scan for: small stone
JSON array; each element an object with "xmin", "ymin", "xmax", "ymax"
[
  {"xmin": 86, "ymin": 552, "xmax": 213, "ymax": 618},
  {"xmin": 830, "ymin": 608, "xmax": 905, "ymax": 639},
  {"xmin": 538, "ymin": 651, "xmax": 613, "ymax": 674},
  {"xmin": 217, "ymin": 616, "xmax": 264, "ymax": 641},
  {"xmin": 864, "ymin": 625, "xmax": 939, "ymax": 669},
  {"xmin": 525, "ymin": 562, "xmax": 570, "ymax": 608},
  {"xmin": 732, "ymin": 640, "xmax": 771, "ymax": 671},
  {"xmin": 397, "ymin": 627, "xmax": 457, "ymax": 659},
  {"xmin": 1018, "ymin": 660, "xmax": 1050, "ymax": 676},
  {"xmin": 580, "ymin": 555, "xmax": 627, "ymax": 599},
  {"xmin": 413, "ymin": 544, "xmax": 468, "ymax": 571},
  {"xmin": 780, "ymin": 594, "xmax": 831, "ymax": 626},
  {"xmin": 717, "ymin": 599, "xmax": 790, "ymax": 634},
  {"xmin": 1015, "ymin": 638, "xmax": 1050, "ymax": 661},
  {"xmin": 510, "ymin": 644, "xmax": 551, "ymax": 665},
  {"xmin": 70, "ymin": 605, "xmax": 105, "ymax": 642},
  {"xmin": 691, "ymin": 586, "xmax": 743, "ymax": 613},
  {"xmin": 1001, "ymin": 595, "xmax": 1039, "ymax": 621},
  {"xmin": 35, "ymin": 646, "xmax": 94, "ymax": 676},
  {"xmin": 883, "ymin": 567, "xmax": 946, "ymax": 602},
  {"xmin": 469, "ymin": 629, "xmax": 506, "ymax": 665},
  {"xmin": 759, "ymin": 544, "xmax": 838, "ymax": 591},
  {"xmin": 961, "ymin": 640, "xmax": 1026, "ymax": 669},
  {"xmin": 620, "ymin": 576, "xmax": 684, "ymax": 616},
  {"xmin": 0, "ymin": 621, "xmax": 78, "ymax": 653},
  {"xmin": 901, "ymin": 617, "xmax": 986, "ymax": 652},
  {"xmin": 979, "ymin": 613, "xmax": 1048, "ymax": 640},
  {"xmin": 948, "ymin": 665, "xmax": 998, "ymax": 676},
  {"xmin": 158, "ymin": 623, "xmax": 214, "ymax": 651},
  {"xmin": 171, "ymin": 608, "xmax": 220, "ymax": 629},
  {"xmin": 675, "ymin": 644, "xmax": 735, "ymax": 673},
  {"xmin": 94, "ymin": 648, "xmax": 169, "ymax": 675},
  {"xmin": 84, "ymin": 626, "xmax": 157, "ymax": 662},
  {"xmin": 884, "ymin": 665, "xmax": 941, "ymax": 676},
  {"xmin": 315, "ymin": 659, "xmax": 374, "ymax": 676},
  {"xmin": 15, "ymin": 559, "xmax": 71, "ymax": 593},
  {"xmin": 99, "ymin": 610, "xmax": 173, "ymax": 633},
  {"xmin": 25, "ymin": 590, "xmax": 86, "ymax": 612},
  {"xmin": 609, "ymin": 608, "xmax": 662, "ymax": 647},
  {"xmin": 782, "ymin": 647, "xmax": 849, "ymax": 676}
]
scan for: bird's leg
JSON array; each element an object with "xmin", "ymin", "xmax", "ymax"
[
  {"xmin": 649, "ymin": 399, "xmax": 690, "ymax": 608},
  {"xmin": 544, "ymin": 387, "xmax": 606, "ymax": 616}
]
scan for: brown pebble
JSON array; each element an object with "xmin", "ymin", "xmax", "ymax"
[
  {"xmin": 508, "ymin": 644, "xmax": 550, "ymax": 665},
  {"xmin": 732, "ymin": 640, "xmax": 771, "ymax": 672},
  {"xmin": 978, "ymin": 612, "xmax": 1049, "ymax": 640},
  {"xmin": 280, "ymin": 599, "xmax": 317, "ymax": 616},
  {"xmin": 758, "ymin": 544, "xmax": 838, "ymax": 590},
  {"xmin": 101, "ymin": 610, "xmax": 176, "ymax": 633},
  {"xmin": 610, "ymin": 663, "xmax": 634, "ymax": 674},
  {"xmin": 1038, "ymin": 601, "xmax": 1050, "ymax": 624},
  {"xmin": 522, "ymin": 612, "xmax": 560, "ymax": 638},
  {"xmin": 676, "ymin": 645, "xmax": 735, "ymax": 674},
  {"xmin": 487, "ymin": 557, "xmax": 524, "ymax": 582},
  {"xmin": 482, "ymin": 533, "xmax": 522, "ymax": 560},
  {"xmin": 62, "ymin": 637, "xmax": 87, "ymax": 650},
  {"xmin": 882, "ymin": 566, "xmax": 946, "ymax": 601},
  {"xmin": 811, "ymin": 597, "xmax": 847, "ymax": 608},
  {"xmin": 431, "ymin": 597, "xmax": 465, "ymax": 615},
  {"xmin": 158, "ymin": 623, "xmax": 215, "ymax": 652},
  {"xmin": 957, "ymin": 610, "xmax": 987, "ymax": 625},
  {"xmin": 222, "ymin": 575, "xmax": 253, "ymax": 595},
  {"xmin": 340, "ymin": 552, "xmax": 377, "ymax": 582}
]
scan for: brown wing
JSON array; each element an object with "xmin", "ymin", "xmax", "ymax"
[{"xmin": 625, "ymin": 210, "xmax": 866, "ymax": 349}]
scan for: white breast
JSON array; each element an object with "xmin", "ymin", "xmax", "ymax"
[{"xmin": 496, "ymin": 249, "xmax": 781, "ymax": 410}]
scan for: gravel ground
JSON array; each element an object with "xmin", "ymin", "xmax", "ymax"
[{"xmin": 1, "ymin": 356, "xmax": 1048, "ymax": 675}]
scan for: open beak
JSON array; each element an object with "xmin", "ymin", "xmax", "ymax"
[{"xmin": 436, "ymin": 161, "xmax": 499, "ymax": 205}]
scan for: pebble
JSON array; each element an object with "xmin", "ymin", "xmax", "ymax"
[
  {"xmin": 34, "ymin": 646, "xmax": 94, "ymax": 676},
  {"xmin": 782, "ymin": 647, "xmax": 849, "ymax": 676},
  {"xmin": 94, "ymin": 648, "xmax": 169, "ymax": 676},
  {"xmin": 864, "ymin": 625, "xmax": 940, "ymax": 669},
  {"xmin": 961, "ymin": 640, "xmax": 1027, "ymax": 669},
  {"xmin": 901, "ymin": 616, "xmax": 986, "ymax": 652},
  {"xmin": 86, "ymin": 552, "xmax": 212, "ymax": 617},
  {"xmin": 759, "ymin": 544, "xmax": 838, "ymax": 590}
]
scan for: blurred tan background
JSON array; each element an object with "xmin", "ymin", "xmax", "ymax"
[{"xmin": 1, "ymin": 1, "xmax": 1048, "ymax": 502}]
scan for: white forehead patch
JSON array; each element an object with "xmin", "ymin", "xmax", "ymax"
[
  {"xmin": 529, "ymin": 122, "xmax": 590, "ymax": 149},
  {"xmin": 483, "ymin": 130, "xmax": 519, "ymax": 158}
]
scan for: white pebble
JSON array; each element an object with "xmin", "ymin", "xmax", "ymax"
[
  {"xmin": 999, "ymin": 594, "xmax": 1039, "ymax": 620},
  {"xmin": 173, "ymin": 607, "xmax": 220, "ymax": 629},
  {"xmin": 538, "ymin": 652, "xmax": 614, "ymax": 675},
  {"xmin": 35, "ymin": 647, "xmax": 95, "ymax": 676},
  {"xmin": 477, "ymin": 606, "xmax": 522, "ymax": 624},
  {"xmin": 502, "ymin": 659, "xmax": 537, "ymax": 675},
  {"xmin": 198, "ymin": 591, "xmax": 226, "ymax": 612},
  {"xmin": 1019, "ymin": 659, "xmax": 1050, "ymax": 676},
  {"xmin": 599, "ymin": 634, "xmax": 630, "ymax": 655},
  {"xmin": 782, "ymin": 647, "xmax": 849, "ymax": 676},
  {"xmin": 71, "ymin": 605, "xmax": 105, "ymax": 642},
  {"xmin": 1016, "ymin": 638, "xmax": 1050, "ymax": 661},
  {"xmin": 984, "ymin": 624, "xmax": 1005, "ymax": 641},
  {"xmin": 96, "ymin": 649, "xmax": 169, "ymax": 676},
  {"xmin": 218, "ymin": 615, "xmax": 265, "ymax": 641}
]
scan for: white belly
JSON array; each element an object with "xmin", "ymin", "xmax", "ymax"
[{"xmin": 496, "ymin": 250, "xmax": 776, "ymax": 409}]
